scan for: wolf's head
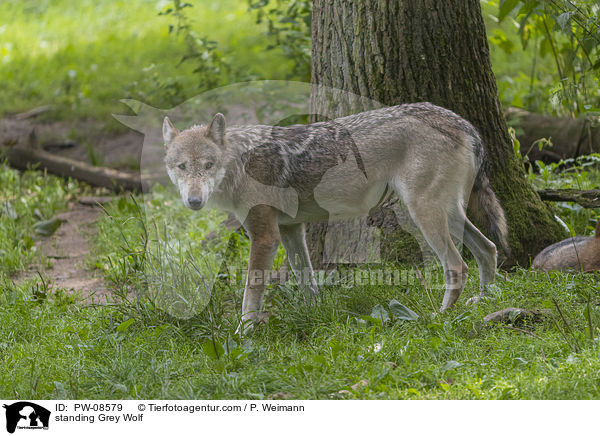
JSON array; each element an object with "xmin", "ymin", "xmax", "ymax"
[{"xmin": 163, "ymin": 113, "xmax": 227, "ymax": 210}]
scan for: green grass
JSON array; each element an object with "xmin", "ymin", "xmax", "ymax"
[
  {"xmin": 2, "ymin": 255, "xmax": 600, "ymax": 399},
  {"xmin": 0, "ymin": 162, "xmax": 83, "ymax": 275},
  {"xmin": 0, "ymin": 0, "xmax": 296, "ymax": 125},
  {"xmin": 1, "ymin": 167, "xmax": 599, "ymax": 400}
]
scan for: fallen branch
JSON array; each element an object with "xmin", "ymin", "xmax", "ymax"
[
  {"xmin": 13, "ymin": 105, "xmax": 53, "ymax": 120},
  {"xmin": 537, "ymin": 188, "xmax": 600, "ymax": 208},
  {"xmin": 78, "ymin": 196, "xmax": 119, "ymax": 207},
  {"xmin": 1, "ymin": 130, "xmax": 143, "ymax": 192},
  {"xmin": 483, "ymin": 307, "xmax": 551, "ymax": 326}
]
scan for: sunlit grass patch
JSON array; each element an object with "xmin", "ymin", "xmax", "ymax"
[{"xmin": 0, "ymin": 0, "xmax": 296, "ymax": 123}]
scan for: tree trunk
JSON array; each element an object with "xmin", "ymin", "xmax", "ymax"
[{"xmin": 308, "ymin": 0, "xmax": 565, "ymax": 267}]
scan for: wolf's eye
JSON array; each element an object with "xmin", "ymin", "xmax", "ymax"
[
  {"xmin": 205, "ymin": 162, "xmax": 213, "ymax": 170},
  {"xmin": 178, "ymin": 163, "xmax": 186, "ymax": 170}
]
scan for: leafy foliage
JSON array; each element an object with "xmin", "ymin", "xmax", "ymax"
[
  {"xmin": 0, "ymin": 0, "xmax": 298, "ymax": 122},
  {"xmin": 248, "ymin": 0, "xmax": 312, "ymax": 82},
  {"xmin": 527, "ymin": 153, "xmax": 600, "ymax": 235},
  {"xmin": 157, "ymin": 0, "xmax": 230, "ymax": 104},
  {"xmin": 489, "ymin": 0, "xmax": 600, "ymax": 115}
]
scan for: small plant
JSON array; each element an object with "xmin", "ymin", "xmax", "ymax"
[
  {"xmin": 156, "ymin": 0, "xmax": 230, "ymax": 102},
  {"xmin": 248, "ymin": 0, "xmax": 312, "ymax": 82},
  {"xmin": 492, "ymin": 0, "xmax": 600, "ymax": 115},
  {"xmin": 94, "ymin": 190, "xmax": 233, "ymax": 326},
  {"xmin": 528, "ymin": 153, "xmax": 600, "ymax": 236}
]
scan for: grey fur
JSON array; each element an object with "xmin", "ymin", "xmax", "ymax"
[{"xmin": 163, "ymin": 103, "xmax": 509, "ymax": 330}]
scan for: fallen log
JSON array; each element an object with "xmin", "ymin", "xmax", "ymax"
[
  {"xmin": 1, "ymin": 130, "xmax": 143, "ymax": 192},
  {"xmin": 506, "ymin": 107, "xmax": 600, "ymax": 163},
  {"xmin": 537, "ymin": 188, "xmax": 600, "ymax": 208}
]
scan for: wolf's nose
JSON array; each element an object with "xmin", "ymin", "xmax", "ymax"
[{"xmin": 187, "ymin": 197, "xmax": 204, "ymax": 210}]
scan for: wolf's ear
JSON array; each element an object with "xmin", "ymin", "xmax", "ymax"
[
  {"xmin": 206, "ymin": 113, "xmax": 226, "ymax": 146},
  {"xmin": 163, "ymin": 117, "xmax": 179, "ymax": 147}
]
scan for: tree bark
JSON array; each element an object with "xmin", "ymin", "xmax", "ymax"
[{"xmin": 308, "ymin": 0, "xmax": 565, "ymax": 267}]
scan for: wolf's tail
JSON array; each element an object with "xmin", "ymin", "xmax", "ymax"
[{"xmin": 467, "ymin": 146, "xmax": 510, "ymax": 256}]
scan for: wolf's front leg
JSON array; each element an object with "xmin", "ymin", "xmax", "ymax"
[{"xmin": 237, "ymin": 205, "xmax": 281, "ymax": 334}]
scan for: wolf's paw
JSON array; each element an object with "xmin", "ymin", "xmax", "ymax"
[
  {"xmin": 466, "ymin": 295, "xmax": 483, "ymax": 305},
  {"xmin": 235, "ymin": 312, "xmax": 270, "ymax": 335},
  {"xmin": 439, "ymin": 304, "xmax": 456, "ymax": 312}
]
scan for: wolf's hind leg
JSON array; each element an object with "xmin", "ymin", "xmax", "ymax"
[
  {"xmin": 279, "ymin": 223, "xmax": 319, "ymax": 298},
  {"xmin": 461, "ymin": 217, "xmax": 497, "ymax": 303},
  {"xmin": 403, "ymin": 199, "xmax": 468, "ymax": 310}
]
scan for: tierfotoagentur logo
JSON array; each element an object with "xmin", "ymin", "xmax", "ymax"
[{"xmin": 3, "ymin": 402, "xmax": 50, "ymax": 434}]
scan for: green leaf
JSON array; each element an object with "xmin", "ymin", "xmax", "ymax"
[
  {"xmin": 555, "ymin": 12, "xmax": 573, "ymax": 33},
  {"xmin": 202, "ymin": 339, "xmax": 224, "ymax": 359},
  {"xmin": 360, "ymin": 315, "xmax": 382, "ymax": 325},
  {"xmin": 499, "ymin": 0, "xmax": 521, "ymax": 22},
  {"xmin": 490, "ymin": 29, "xmax": 515, "ymax": 54},
  {"xmin": 508, "ymin": 308, "xmax": 523, "ymax": 323},
  {"xmin": 313, "ymin": 355, "xmax": 327, "ymax": 366},
  {"xmin": 442, "ymin": 360, "xmax": 462, "ymax": 371},
  {"xmin": 1, "ymin": 202, "xmax": 18, "ymax": 220},
  {"xmin": 53, "ymin": 381, "xmax": 67, "ymax": 398},
  {"xmin": 22, "ymin": 235, "xmax": 34, "ymax": 250},
  {"xmin": 389, "ymin": 299, "xmax": 419, "ymax": 321},
  {"xmin": 370, "ymin": 304, "xmax": 390, "ymax": 323},
  {"xmin": 539, "ymin": 37, "xmax": 552, "ymax": 57},
  {"xmin": 329, "ymin": 339, "xmax": 342, "ymax": 358},
  {"xmin": 116, "ymin": 318, "xmax": 135, "ymax": 332},
  {"xmin": 33, "ymin": 217, "xmax": 63, "ymax": 237},
  {"xmin": 33, "ymin": 208, "xmax": 44, "ymax": 220}
]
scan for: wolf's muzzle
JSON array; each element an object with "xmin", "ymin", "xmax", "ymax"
[{"xmin": 187, "ymin": 197, "xmax": 205, "ymax": 210}]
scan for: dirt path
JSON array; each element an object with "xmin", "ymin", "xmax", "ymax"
[
  {"xmin": 1, "ymin": 112, "xmax": 136, "ymax": 303},
  {"xmin": 20, "ymin": 200, "xmax": 111, "ymax": 303}
]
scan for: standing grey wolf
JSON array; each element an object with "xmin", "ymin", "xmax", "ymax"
[
  {"xmin": 533, "ymin": 221, "xmax": 600, "ymax": 272},
  {"xmin": 162, "ymin": 102, "xmax": 509, "ymax": 329}
]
